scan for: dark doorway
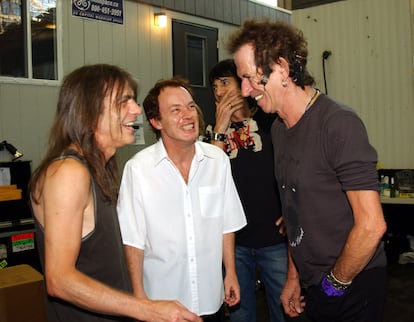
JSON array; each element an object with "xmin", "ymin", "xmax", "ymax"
[{"xmin": 172, "ymin": 20, "xmax": 218, "ymax": 127}]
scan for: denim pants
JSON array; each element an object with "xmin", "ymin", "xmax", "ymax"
[{"xmin": 229, "ymin": 243, "xmax": 288, "ymax": 322}]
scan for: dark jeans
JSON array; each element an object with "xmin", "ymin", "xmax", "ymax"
[
  {"xmin": 305, "ymin": 267, "xmax": 387, "ymax": 322},
  {"xmin": 229, "ymin": 244, "xmax": 288, "ymax": 322},
  {"xmin": 202, "ymin": 305, "xmax": 225, "ymax": 322}
]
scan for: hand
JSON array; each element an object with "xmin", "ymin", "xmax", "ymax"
[
  {"xmin": 223, "ymin": 272, "xmax": 241, "ymax": 307},
  {"xmin": 224, "ymin": 285, "xmax": 239, "ymax": 307},
  {"xmin": 214, "ymin": 90, "xmax": 245, "ymax": 133},
  {"xmin": 280, "ymin": 277, "xmax": 305, "ymax": 317},
  {"xmin": 275, "ymin": 216, "xmax": 286, "ymax": 236},
  {"xmin": 148, "ymin": 300, "xmax": 202, "ymax": 322}
]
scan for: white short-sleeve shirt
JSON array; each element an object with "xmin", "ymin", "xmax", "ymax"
[{"xmin": 117, "ymin": 140, "xmax": 246, "ymax": 315}]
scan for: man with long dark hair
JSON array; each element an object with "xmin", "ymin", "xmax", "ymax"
[{"xmin": 30, "ymin": 64, "xmax": 201, "ymax": 322}]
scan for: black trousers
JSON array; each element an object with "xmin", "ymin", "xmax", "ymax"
[
  {"xmin": 201, "ymin": 305, "xmax": 225, "ymax": 322},
  {"xmin": 305, "ymin": 267, "xmax": 387, "ymax": 322}
]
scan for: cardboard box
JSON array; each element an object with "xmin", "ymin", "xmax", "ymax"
[
  {"xmin": 0, "ymin": 264, "xmax": 48, "ymax": 322},
  {"xmin": 0, "ymin": 185, "xmax": 22, "ymax": 201}
]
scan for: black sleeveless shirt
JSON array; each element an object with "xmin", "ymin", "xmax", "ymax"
[{"xmin": 34, "ymin": 153, "xmax": 133, "ymax": 322}]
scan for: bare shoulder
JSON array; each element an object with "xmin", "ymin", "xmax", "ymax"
[
  {"xmin": 34, "ymin": 158, "xmax": 92, "ymax": 227},
  {"xmin": 46, "ymin": 157, "xmax": 90, "ymax": 183},
  {"xmin": 43, "ymin": 158, "xmax": 91, "ymax": 198}
]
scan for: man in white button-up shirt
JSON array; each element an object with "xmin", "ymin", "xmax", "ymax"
[{"xmin": 117, "ymin": 77, "xmax": 247, "ymax": 321}]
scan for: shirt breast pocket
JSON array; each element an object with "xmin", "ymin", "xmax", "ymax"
[{"xmin": 199, "ymin": 185, "xmax": 224, "ymax": 218}]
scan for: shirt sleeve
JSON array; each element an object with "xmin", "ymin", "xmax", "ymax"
[
  {"xmin": 323, "ymin": 110, "xmax": 379, "ymax": 191},
  {"xmin": 117, "ymin": 159, "xmax": 146, "ymax": 249}
]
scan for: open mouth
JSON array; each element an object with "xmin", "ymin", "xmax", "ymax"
[
  {"xmin": 182, "ymin": 124, "xmax": 194, "ymax": 131},
  {"xmin": 123, "ymin": 121, "xmax": 139, "ymax": 130},
  {"xmin": 255, "ymin": 94, "xmax": 264, "ymax": 101}
]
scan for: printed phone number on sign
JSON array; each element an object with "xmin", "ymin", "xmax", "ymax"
[{"xmin": 91, "ymin": 5, "xmax": 122, "ymax": 16}]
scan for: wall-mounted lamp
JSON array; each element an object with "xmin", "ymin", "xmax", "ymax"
[
  {"xmin": 0, "ymin": 140, "xmax": 23, "ymax": 161},
  {"xmin": 154, "ymin": 12, "xmax": 167, "ymax": 28}
]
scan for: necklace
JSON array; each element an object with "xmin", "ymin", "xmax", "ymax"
[{"xmin": 305, "ymin": 88, "xmax": 320, "ymax": 112}]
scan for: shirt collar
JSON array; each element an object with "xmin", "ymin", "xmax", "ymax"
[{"xmin": 152, "ymin": 139, "xmax": 215, "ymax": 166}]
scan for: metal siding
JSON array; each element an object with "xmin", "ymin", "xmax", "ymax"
[
  {"xmin": 185, "ymin": 0, "xmax": 196, "ymax": 14},
  {"xmin": 174, "ymin": 0, "xmax": 186, "ymax": 12},
  {"xmin": 214, "ymin": 0, "xmax": 225, "ymax": 21},
  {"xmin": 233, "ymin": 0, "xmax": 243, "ymax": 25},
  {"xmin": 137, "ymin": 0, "xmax": 290, "ymax": 25}
]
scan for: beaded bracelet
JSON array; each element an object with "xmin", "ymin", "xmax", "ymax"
[
  {"xmin": 321, "ymin": 271, "xmax": 352, "ymax": 297},
  {"xmin": 328, "ymin": 270, "xmax": 352, "ymax": 289}
]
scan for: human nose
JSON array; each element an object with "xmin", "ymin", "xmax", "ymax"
[
  {"xmin": 241, "ymin": 78, "xmax": 253, "ymax": 97},
  {"xmin": 215, "ymin": 85, "xmax": 227, "ymax": 98},
  {"xmin": 130, "ymin": 101, "xmax": 142, "ymax": 115},
  {"xmin": 182, "ymin": 106, "xmax": 197, "ymax": 121}
]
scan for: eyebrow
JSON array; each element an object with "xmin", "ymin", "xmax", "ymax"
[{"xmin": 170, "ymin": 100, "xmax": 196, "ymax": 108}]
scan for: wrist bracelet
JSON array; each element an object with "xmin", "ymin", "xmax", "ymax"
[
  {"xmin": 329, "ymin": 270, "xmax": 352, "ymax": 288},
  {"xmin": 210, "ymin": 132, "xmax": 226, "ymax": 142},
  {"xmin": 321, "ymin": 275, "xmax": 345, "ymax": 297},
  {"xmin": 321, "ymin": 270, "xmax": 352, "ymax": 297}
]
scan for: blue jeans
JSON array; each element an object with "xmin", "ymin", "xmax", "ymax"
[{"xmin": 229, "ymin": 243, "xmax": 288, "ymax": 322}]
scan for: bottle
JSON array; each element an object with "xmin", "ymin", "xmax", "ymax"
[
  {"xmin": 380, "ymin": 175, "xmax": 385, "ymax": 196},
  {"xmin": 382, "ymin": 176, "xmax": 391, "ymax": 197},
  {"xmin": 390, "ymin": 177, "xmax": 398, "ymax": 198}
]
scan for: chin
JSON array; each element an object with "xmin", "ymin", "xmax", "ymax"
[
  {"xmin": 122, "ymin": 135, "xmax": 135, "ymax": 145},
  {"xmin": 256, "ymin": 102, "xmax": 271, "ymax": 113}
]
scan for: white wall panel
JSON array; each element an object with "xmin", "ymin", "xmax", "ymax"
[
  {"xmin": 9, "ymin": 0, "xmax": 411, "ymax": 170},
  {"xmin": 292, "ymin": 0, "xmax": 414, "ymax": 168}
]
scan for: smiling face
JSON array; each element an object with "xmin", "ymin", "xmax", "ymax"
[
  {"xmin": 95, "ymin": 84, "xmax": 141, "ymax": 159},
  {"xmin": 150, "ymin": 86, "xmax": 199, "ymax": 147},
  {"xmin": 234, "ymin": 43, "xmax": 285, "ymax": 114}
]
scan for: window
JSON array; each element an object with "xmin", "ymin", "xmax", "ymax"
[
  {"xmin": 0, "ymin": 0, "xmax": 58, "ymax": 80},
  {"xmin": 186, "ymin": 34, "xmax": 206, "ymax": 87}
]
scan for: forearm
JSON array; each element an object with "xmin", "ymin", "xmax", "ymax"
[
  {"xmin": 49, "ymin": 272, "xmax": 202, "ymax": 321},
  {"xmin": 222, "ymin": 232, "xmax": 236, "ymax": 276},
  {"xmin": 280, "ymin": 247, "xmax": 303, "ymax": 316},
  {"xmin": 332, "ymin": 224, "xmax": 385, "ymax": 282},
  {"xmin": 222, "ymin": 232, "xmax": 241, "ymax": 306},
  {"xmin": 46, "ymin": 268, "xmax": 149, "ymax": 319},
  {"xmin": 331, "ymin": 190, "xmax": 387, "ymax": 283},
  {"xmin": 124, "ymin": 245, "xmax": 148, "ymax": 299},
  {"xmin": 286, "ymin": 248, "xmax": 299, "ymax": 281}
]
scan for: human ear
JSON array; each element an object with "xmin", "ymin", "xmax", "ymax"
[
  {"xmin": 277, "ymin": 57, "xmax": 290, "ymax": 77},
  {"xmin": 149, "ymin": 118, "xmax": 162, "ymax": 130}
]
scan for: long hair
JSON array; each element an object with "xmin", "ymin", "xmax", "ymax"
[{"xmin": 30, "ymin": 64, "xmax": 138, "ymax": 203}]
